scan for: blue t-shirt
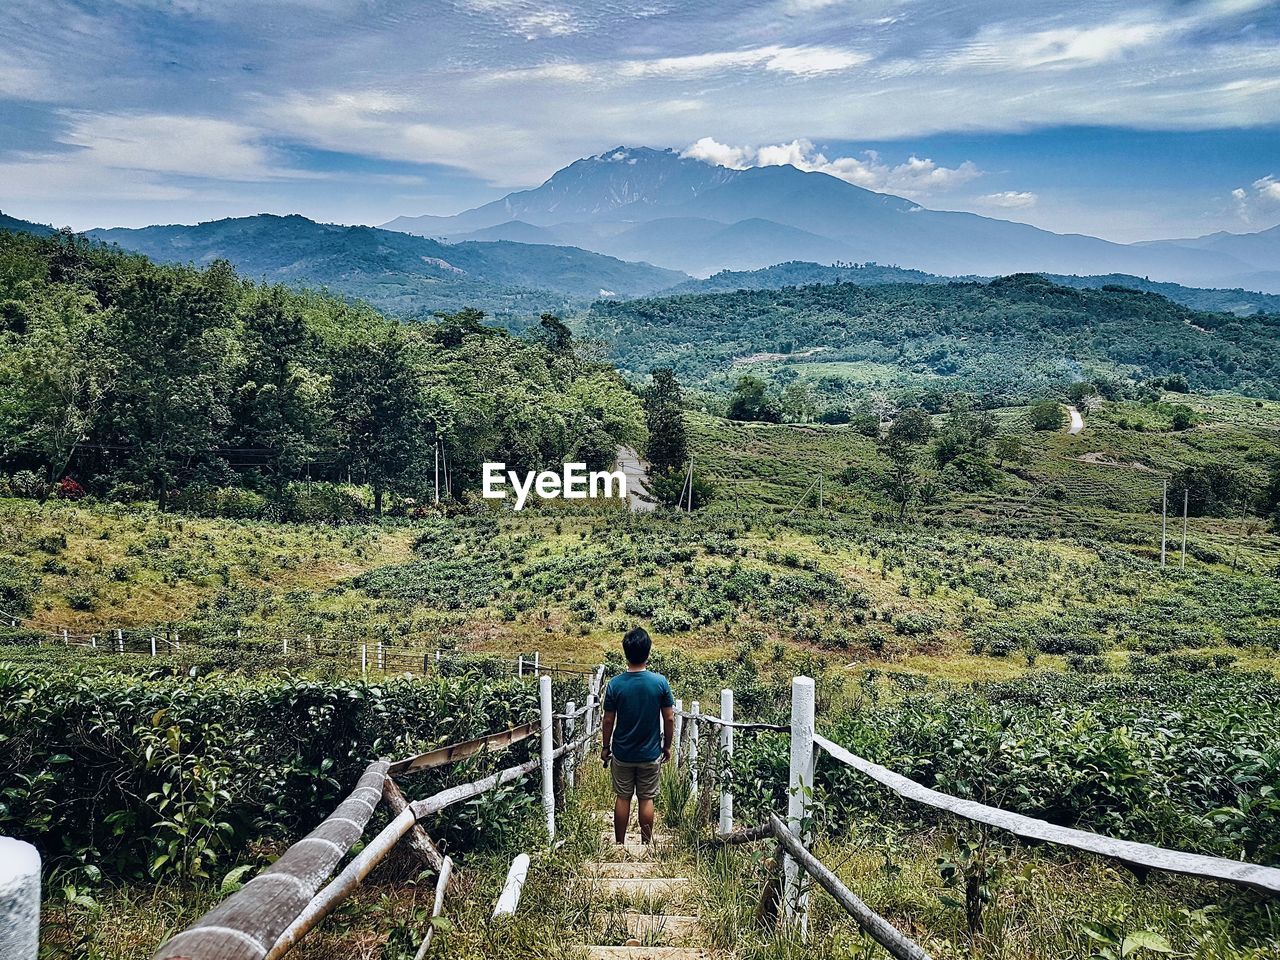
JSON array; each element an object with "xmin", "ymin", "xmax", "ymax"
[{"xmin": 604, "ymin": 670, "xmax": 674, "ymax": 763}]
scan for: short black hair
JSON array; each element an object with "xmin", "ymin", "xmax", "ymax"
[{"xmin": 622, "ymin": 627, "xmax": 652, "ymax": 665}]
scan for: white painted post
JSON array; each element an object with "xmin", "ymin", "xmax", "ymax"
[
  {"xmin": 0, "ymin": 837, "xmax": 40, "ymax": 960},
  {"xmin": 539, "ymin": 674, "xmax": 555, "ymax": 840},
  {"xmin": 173, "ymin": 632, "xmax": 179, "ymax": 652},
  {"xmin": 150, "ymin": 636, "xmax": 157, "ymax": 658},
  {"xmin": 533, "ymin": 651, "xmax": 540, "ymax": 673},
  {"xmin": 585, "ymin": 693, "xmax": 597, "ymax": 739},
  {"xmin": 518, "ymin": 655, "xmax": 524, "ymax": 678},
  {"xmin": 565, "ymin": 700, "xmax": 577, "ymax": 790},
  {"xmin": 377, "ymin": 639, "xmax": 384, "ymax": 671},
  {"xmin": 719, "ymin": 688, "xmax": 734, "ymax": 835},
  {"xmin": 673, "ymin": 698, "xmax": 684, "ymax": 769},
  {"xmin": 90, "ymin": 635, "xmax": 97, "ymax": 649},
  {"xmin": 413, "ymin": 856, "xmax": 453, "ymax": 960},
  {"xmin": 784, "ymin": 675, "xmax": 816, "ymax": 937},
  {"xmin": 62, "ymin": 628, "xmax": 68, "ymax": 646},
  {"xmin": 689, "ymin": 700, "xmax": 700, "ymax": 795},
  {"xmin": 115, "ymin": 629, "xmax": 123, "ymax": 653},
  {"xmin": 492, "ymin": 852, "xmax": 531, "ymax": 919},
  {"xmin": 282, "ymin": 636, "xmax": 288, "ymax": 655},
  {"xmin": 361, "ymin": 643, "xmax": 368, "ymax": 674}
]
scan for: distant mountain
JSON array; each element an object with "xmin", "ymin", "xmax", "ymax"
[
  {"xmin": 1137, "ymin": 225, "xmax": 1280, "ymax": 292},
  {"xmin": 84, "ymin": 214, "xmax": 685, "ymax": 319},
  {"xmin": 382, "ymin": 147, "xmax": 1278, "ymax": 291},
  {"xmin": 666, "ymin": 261, "xmax": 1280, "ymax": 316},
  {"xmin": 0, "ymin": 211, "xmax": 57, "ymax": 237}
]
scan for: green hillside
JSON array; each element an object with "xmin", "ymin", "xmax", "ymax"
[{"xmin": 590, "ymin": 273, "xmax": 1280, "ymax": 403}]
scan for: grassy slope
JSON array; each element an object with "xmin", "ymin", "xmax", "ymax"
[{"xmin": 5, "ymin": 394, "xmax": 1277, "ymax": 681}]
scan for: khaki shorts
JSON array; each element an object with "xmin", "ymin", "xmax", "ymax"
[{"xmin": 610, "ymin": 759, "xmax": 662, "ymax": 800}]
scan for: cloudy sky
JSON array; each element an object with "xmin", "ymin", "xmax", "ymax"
[{"xmin": 2, "ymin": 0, "xmax": 1279, "ymax": 240}]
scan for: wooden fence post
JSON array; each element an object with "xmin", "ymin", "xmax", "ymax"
[
  {"xmin": 784, "ymin": 675, "xmax": 816, "ymax": 937},
  {"xmin": 361, "ymin": 643, "xmax": 368, "ymax": 675},
  {"xmin": 150, "ymin": 636, "xmax": 156, "ymax": 658},
  {"xmin": 0, "ymin": 837, "xmax": 40, "ymax": 960},
  {"xmin": 377, "ymin": 640, "xmax": 384, "ymax": 671},
  {"xmin": 518, "ymin": 655, "xmax": 524, "ymax": 678},
  {"xmin": 673, "ymin": 698, "xmax": 684, "ymax": 769},
  {"xmin": 689, "ymin": 700, "xmax": 700, "ymax": 796},
  {"xmin": 719, "ymin": 688, "xmax": 734, "ymax": 836},
  {"xmin": 115, "ymin": 629, "xmax": 123, "ymax": 653},
  {"xmin": 565, "ymin": 700, "xmax": 577, "ymax": 791},
  {"xmin": 539, "ymin": 674, "xmax": 555, "ymax": 840}
]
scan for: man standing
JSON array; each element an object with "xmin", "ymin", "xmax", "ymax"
[{"xmin": 601, "ymin": 627, "xmax": 676, "ymax": 844}]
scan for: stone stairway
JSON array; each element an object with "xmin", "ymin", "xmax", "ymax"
[{"xmin": 581, "ymin": 817, "xmax": 719, "ymax": 960}]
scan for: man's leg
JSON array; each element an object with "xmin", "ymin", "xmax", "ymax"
[
  {"xmin": 638, "ymin": 797, "xmax": 655, "ymax": 843},
  {"xmin": 614, "ymin": 795, "xmax": 631, "ymax": 843}
]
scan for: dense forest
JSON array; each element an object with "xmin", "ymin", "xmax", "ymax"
[
  {"xmin": 0, "ymin": 229, "xmax": 644, "ymax": 516},
  {"xmin": 667, "ymin": 260, "xmax": 1280, "ymax": 316},
  {"xmin": 590, "ymin": 274, "xmax": 1280, "ymax": 404}
]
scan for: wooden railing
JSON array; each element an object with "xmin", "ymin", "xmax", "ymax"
[
  {"xmin": 680, "ymin": 675, "xmax": 1280, "ymax": 954},
  {"xmin": 152, "ymin": 666, "xmax": 606, "ymax": 960}
]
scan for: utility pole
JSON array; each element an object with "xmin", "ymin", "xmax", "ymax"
[
  {"xmin": 1180, "ymin": 489, "xmax": 1188, "ymax": 570},
  {"xmin": 686, "ymin": 458, "xmax": 694, "ymax": 512},
  {"xmin": 1160, "ymin": 479, "xmax": 1168, "ymax": 569},
  {"xmin": 434, "ymin": 441, "xmax": 440, "ymax": 505}
]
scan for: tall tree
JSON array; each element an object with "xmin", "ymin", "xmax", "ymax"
[
  {"xmin": 644, "ymin": 367, "xmax": 687, "ymax": 473},
  {"xmin": 102, "ymin": 270, "xmax": 235, "ymax": 509},
  {"xmin": 233, "ymin": 290, "xmax": 332, "ymax": 484},
  {"xmin": 330, "ymin": 331, "xmax": 425, "ymax": 515}
]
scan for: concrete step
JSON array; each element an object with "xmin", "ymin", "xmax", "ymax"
[
  {"xmin": 585, "ymin": 949, "xmax": 719, "ymax": 959},
  {"xmin": 588, "ymin": 861, "xmax": 668, "ymax": 878},
  {"xmin": 601, "ymin": 829, "xmax": 675, "ymax": 844},
  {"xmin": 600, "ymin": 840, "xmax": 669, "ymax": 861},
  {"xmin": 598, "ymin": 877, "xmax": 691, "ymax": 901},
  {"xmin": 624, "ymin": 913, "xmax": 702, "ymax": 942}
]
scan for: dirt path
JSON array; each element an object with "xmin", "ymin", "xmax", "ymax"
[
  {"xmin": 617, "ymin": 446, "xmax": 656, "ymax": 513},
  {"xmin": 1067, "ymin": 405, "xmax": 1085, "ymax": 435}
]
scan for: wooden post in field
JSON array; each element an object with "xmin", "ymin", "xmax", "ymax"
[
  {"xmin": 377, "ymin": 639, "xmax": 384, "ymax": 671},
  {"xmin": 0, "ymin": 837, "xmax": 40, "ymax": 960},
  {"xmin": 533, "ymin": 651, "xmax": 540, "ymax": 673},
  {"xmin": 539, "ymin": 675, "xmax": 555, "ymax": 840},
  {"xmin": 719, "ymin": 688, "xmax": 734, "ymax": 835},
  {"xmin": 1160, "ymin": 479, "xmax": 1168, "ymax": 568},
  {"xmin": 361, "ymin": 643, "xmax": 368, "ymax": 674},
  {"xmin": 412, "ymin": 856, "xmax": 453, "ymax": 960},
  {"xmin": 150, "ymin": 636, "xmax": 157, "ymax": 658},
  {"xmin": 90, "ymin": 635, "xmax": 96, "ymax": 649},
  {"xmin": 565, "ymin": 700, "xmax": 577, "ymax": 790},
  {"xmin": 518, "ymin": 655, "xmax": 524, "ymax": 678},
  {"xmin": 1181, "ymin": 490, "xmax": 1189, "ymax": 569},
  {"xmin": 492, "ymin": 853, "xmax": 530, "ymax": 919},
  {"xmin": 784, "ymin": 675, "xmax": 816, "ymax": 937},
  {"xmin": 115, "ymin": 629, "xmax": 123, "ymax": 653},
  {"xmin": 688, "ymin": 701, "xmax": 700, "ymax": 795},
  {"xmin": 673, "ymin": 698, "xmax": 684, "ymax": 769},
  {"xmin": 282, "ymin": 635, "xmax": 288, "ymax": 655},
  {"xmin": 62, "ymin": 629, "xmax": 68, "ymax": 646}
]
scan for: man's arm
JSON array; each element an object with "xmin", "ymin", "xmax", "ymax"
[
  {"xmin": 660, "ymin": 705, "xmax": 675, "ymax": 762},
  {"xmin": 601, "ymin": 710, "xmax": 616, "ymax": 764}
]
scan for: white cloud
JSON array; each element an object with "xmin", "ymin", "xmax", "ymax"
[
  {"xmin": 1254, "ymin": 175, "xmax": 1280, "ymax": 203},
  {"xmin": 682, "ymin": 137, "xmax": 980, "ymax": 197},
  {"xmin": 515, "ymin": 9, "xmax": 579, "ymax": 39},
  {"xmin": 620, "ymin": 45, "xmax": 866, "ymax": 78},
  {"xmin": 60, "ymin": 112, "xmax": 285, "ymax": 180},
  {"xmin": 980, "ymin": 191, "xmax": 1039, "ymax": 208}
]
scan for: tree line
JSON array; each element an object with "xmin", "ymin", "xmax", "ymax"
[{"xmin": 0, "ymin": 230, "xmax": 645, "ymax": 515}]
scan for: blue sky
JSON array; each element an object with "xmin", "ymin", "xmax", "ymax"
[{"xmin": 1, "ymin": 0, "xmax": 1278, "ymax": 241}]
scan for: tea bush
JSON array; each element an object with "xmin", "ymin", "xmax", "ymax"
[{"xmin": 0, "ymin": 662, "xmax": 545, "ymax": 881}]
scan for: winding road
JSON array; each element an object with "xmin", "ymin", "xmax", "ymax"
[
  {"xmin": 1067, "ymin": 405, "xmax": 1085, "ymax": 435},
  {"xmin": 615, "ymin": 445, "xmax": 656, "ymax": 512}
]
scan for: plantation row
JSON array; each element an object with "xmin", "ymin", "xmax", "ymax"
[{"xmin": 0, "ymin": 663, "xmax": 595, "ymax": 882}]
